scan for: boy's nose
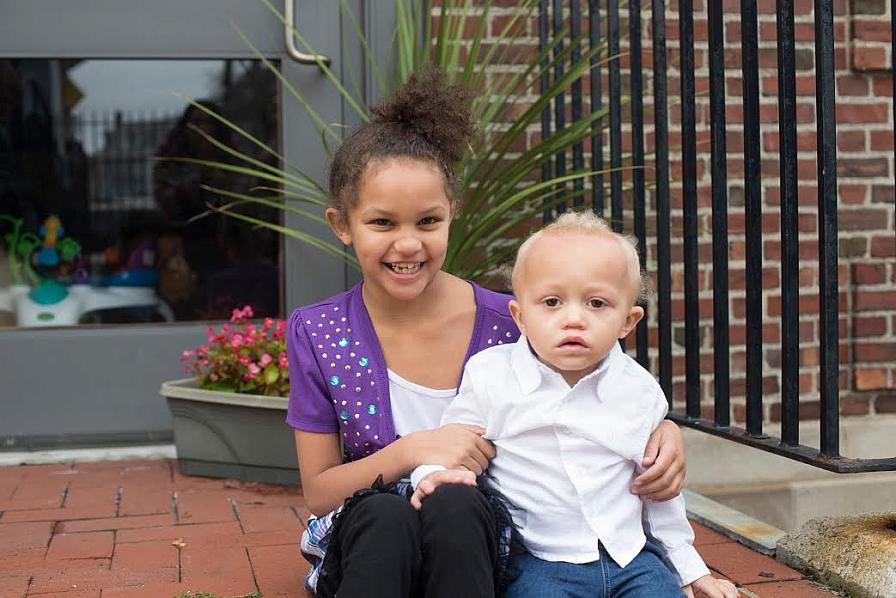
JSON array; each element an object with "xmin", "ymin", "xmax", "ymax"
[{"xmin": 562, "ymin": 306, "xmax": 586, "ymax": 328}]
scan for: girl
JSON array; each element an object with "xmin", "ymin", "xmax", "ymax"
[{"xmin": 286, "ymin": 66, "xmax": 686, "ymax": 598}]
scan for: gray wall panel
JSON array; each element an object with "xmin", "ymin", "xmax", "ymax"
[
  {"xmin": 0, "ymin": 0, "xmax": 285, "ymax": 58},
  {"xmin": 0, "ymin": 324, "xmax": 207, "ymax": 443}
]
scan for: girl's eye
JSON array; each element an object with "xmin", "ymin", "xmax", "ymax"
[
  {"xmin": 544, "ymin": 298, "xmax": 560, "ymax": 307},
  {"xmin": 589, "ymin": 299, "xmax": 605, "ymax": 308},
  {"xmin": 419, "ymin": 216, "xmax": 441, "ymax": 226}
]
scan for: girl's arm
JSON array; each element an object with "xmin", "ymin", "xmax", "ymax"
[
  {"xmin": 296, "ymin": 424, "xmax": 495, "ymax": 515},
  {"xmin": 631, "ymin": 419, "xmax": 686, "ymax": 500}
]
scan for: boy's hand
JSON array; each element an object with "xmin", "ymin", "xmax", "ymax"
[
  {"xmin": 683, "ymin": 574, "xmax": 739, "ymax": 598},
  {"xmin": 410, "ymin": 469, "xmax": 477, "ymax": 510}
]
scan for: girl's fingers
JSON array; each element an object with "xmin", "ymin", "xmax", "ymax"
[
  {"xmin": 475, "ymin": 436, "xmax": 497, "ymax": 460},
  {"xmin": 463, "ymin": 456, "xmax": 484, "ymax": 475}
]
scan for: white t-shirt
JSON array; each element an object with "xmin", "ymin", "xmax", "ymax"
[{"xmin": 387, "ymin": 369, "xmax": 456, "ymax": 437}]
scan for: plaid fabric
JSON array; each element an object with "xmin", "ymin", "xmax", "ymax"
[{"xmin": 299, "ymin": 477, "xmax": 515, "ymax": 594}]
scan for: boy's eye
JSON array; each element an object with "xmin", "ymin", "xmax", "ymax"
[
  {"xmin": 589, "ymin": 299, "xmax": 605, "ymax": 308},
  {"xmin": 370, "ymin": 218, "xmax": 392, "ymax": 227},
  {"xmin": 544, "ymin": 298, "xmax": 560, "ymax": 307}
]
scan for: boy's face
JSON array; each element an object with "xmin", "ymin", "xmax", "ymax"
[{"xmin": 508, "ymin": 232, "xmax": 644, "ymax": 387}]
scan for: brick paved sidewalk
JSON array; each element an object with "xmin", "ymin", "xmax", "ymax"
[{"xmin": 0, "ymin": 459, "xmax": 840, "ymax": 597}]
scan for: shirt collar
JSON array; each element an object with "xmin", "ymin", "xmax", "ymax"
[{"xmin": 510, "ymin": 335, "xmax": 625, "ymax": 397}]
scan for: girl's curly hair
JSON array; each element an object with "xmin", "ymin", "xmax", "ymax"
[{"xmin": 328, "ymin": 65, "xmax": 475, "ymax": 215}]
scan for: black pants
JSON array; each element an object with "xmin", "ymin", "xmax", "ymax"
[{"xmin": 316, "ymin": 483, "xmax": 498, "ymax": 598}]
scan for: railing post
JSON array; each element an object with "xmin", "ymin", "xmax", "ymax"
[
  {"xmin": 776, "ymin": 0, "xmax": 800, "ymax": 446},
  {"xmin": 814, "ymin": 0, "xmax": 840, "ymax": 457}
]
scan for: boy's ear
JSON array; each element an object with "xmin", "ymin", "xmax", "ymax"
[
  {"xmin": 618, "ymin": 305, "xmax": 645, "ymax": 339},
  {"xmin": 508, "ymin": 299, "xmax": 526, "ymax": 336},
  {"xmin": 325, "ymin": 208, "xmax": 352, "ymax": 246}
]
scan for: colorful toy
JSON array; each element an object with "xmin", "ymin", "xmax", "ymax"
[{"xmin": 0, "ymin": 214, "xmax": 173, "ymax": 327}]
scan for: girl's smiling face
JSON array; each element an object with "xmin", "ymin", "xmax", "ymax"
[{"xmin": 326, "ymin": 158, "xmax": 453, "ymax": 303}]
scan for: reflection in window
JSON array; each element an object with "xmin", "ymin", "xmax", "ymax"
[{"xmin": 0, "ymin": 59, "xmax": 281, "ymax": 328}]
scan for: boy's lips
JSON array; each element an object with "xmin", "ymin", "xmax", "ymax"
[{"xmin": 558, "ymin": 336, "xmax": 588, "ymax": 352}]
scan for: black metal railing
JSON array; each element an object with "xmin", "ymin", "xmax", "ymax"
[{"xmin": 538, "ymin": 0, "xmax": 896, "ymax": 473}]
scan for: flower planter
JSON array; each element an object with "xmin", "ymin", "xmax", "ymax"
[{"xmin": 161, "ymin": 378, "xmax": 299, "ymax": 485}]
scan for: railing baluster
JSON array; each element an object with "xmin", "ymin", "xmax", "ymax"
[
  {"xmin": 652, "ymin": 0, "xmax": 673, "ymax": 402},
  {"xmin": 589, "ymin": 0, "xmax": 605, "ymax": 216},
  {"xmin": 741, "ymin": 0, "xmax": 764, "ymax": 436},
  {"xmin": 607, "ymin": 0, "xmax": 622, "ymax": 232},
  {"xmin": 539, "ymin": 0, "xmax": 553, "ymax": 222},
  {"xmin": 571, "ymin": 0, "xmax": 585, "ymax": 207},
  {"xmin": 553, "ymin": 0, "xmax": 568, "ymax": 214},
  {"xmin": 630, "ymin": 0, "xmax": 648, "ymax": 367},
  {"xmin": 679, "ymin": 0, "xmax": 700, "ymax": 418},
  {"xmin": 814, "ymin": 0, "xmax": 840, "ymax": 456},
  {"xmin": 777, "ymin": 0, "xmax": 800, "ymax": 446},
  {"xmin": 708, "ymin": 0, "xmax": 730, "ymax": 426}
]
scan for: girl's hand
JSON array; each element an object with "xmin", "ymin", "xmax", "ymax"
[
  {"xmin": 632, "ymin": 419, "xmax": 686, "ymax": 501},
  {"xmin": 410, "ymin": 469, "xmax": 477, "ymax": 510},
  {"xmin": 405, "ymin": 424, "xmax": 496, "ymax": 474},
  {"xmin": 684, "ymin": 574, "xmax": 740, "ymax": 598}
]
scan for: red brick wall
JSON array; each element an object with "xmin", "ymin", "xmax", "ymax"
[{"xmin": 449, "ymin": 1, "xmax": 895, "ymax": 425}]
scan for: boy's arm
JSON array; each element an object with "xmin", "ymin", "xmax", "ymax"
[
  {"xmin": 410, "ymin": 365, "xmax": 489, "ymax": 490},
  {"xmin": 642, "ymin": 493, "xmax": 710, "ymax": 586},
  {"xmin": 641, "ymin": 386, "xmax": 709, "ymax": 586}
]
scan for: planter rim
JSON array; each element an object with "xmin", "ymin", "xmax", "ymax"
[{"xmin": 160, "ymin": 378, "xmax": 289, "ymax": 411}]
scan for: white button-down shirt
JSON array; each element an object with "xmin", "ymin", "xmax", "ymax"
[{"xmin": 413, "ymin": 336, "xmax": 709, "ymax": 586}]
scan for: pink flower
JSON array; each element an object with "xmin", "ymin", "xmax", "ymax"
[{"xmin": 185, "ymin": 309, "xmax": 288, "ymax": 396}]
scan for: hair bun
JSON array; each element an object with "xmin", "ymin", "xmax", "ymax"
[{"xmin": 370, "ymin": 65, "xmax": 475, "ymax": 164}]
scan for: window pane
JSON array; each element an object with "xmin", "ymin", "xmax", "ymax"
[{"xmin": 0, "ymin": 59, "xmax": 281, "ymax": 328}]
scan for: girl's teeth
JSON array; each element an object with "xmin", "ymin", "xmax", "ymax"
[{"xmin": 390, "ymin": 263, "xmax": 420, "ymax": 274}]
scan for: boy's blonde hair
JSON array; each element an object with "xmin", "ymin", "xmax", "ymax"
[{"xmin": 511, "ymin": 211, "xmax": 652, "ymax": 304}]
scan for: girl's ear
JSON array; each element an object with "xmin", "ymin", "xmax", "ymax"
[
  {"xmin": 618, "ymin": 305, "xmax": 645, "ymax": 339},
  {"xmin": 508, "ymin": 299, "xmax": 526, "ymax": 336},
  {"xmin": 325, "ymin": 208, "xmax": 352, "ymax": 246}
]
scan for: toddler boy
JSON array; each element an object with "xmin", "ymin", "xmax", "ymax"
[{"xmin": 411, "ymin": 212, "xmax": 737, "ymax": 598}]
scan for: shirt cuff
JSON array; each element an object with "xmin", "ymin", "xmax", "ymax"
[
  {"xmin": 665, "ymin": 542, "xmax": 711, "ymax": 586},
  {"xmin": 410, "ymin": 464, "xmax": 447, "ymax": 489}
]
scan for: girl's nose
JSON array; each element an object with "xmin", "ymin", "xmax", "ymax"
[{"xmin": 393, "ymin": 234, "xmax": 423, "ymax": 254}]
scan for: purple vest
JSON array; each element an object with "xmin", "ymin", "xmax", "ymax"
[{"xmin": 286, "ymin": 282, "xmax": 519, "ymax": 462}]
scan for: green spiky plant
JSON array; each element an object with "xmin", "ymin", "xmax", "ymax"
[{"xmin": 177, "ymin": 0, "xmax": 617, "ymax": 281}]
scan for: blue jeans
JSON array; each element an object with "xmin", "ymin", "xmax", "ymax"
[{"xmin": 505, "ymin": 543, "xmax": 683, "ymax": 598}]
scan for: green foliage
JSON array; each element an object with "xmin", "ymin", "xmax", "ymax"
[{"xmin": 187, "ymin": 0, "xmax": 613, "ymax": 281}]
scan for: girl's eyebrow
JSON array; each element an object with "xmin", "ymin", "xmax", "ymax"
[{"xmin": 361, "ymin": 204, "xmax": 448, "ymax": 218}]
